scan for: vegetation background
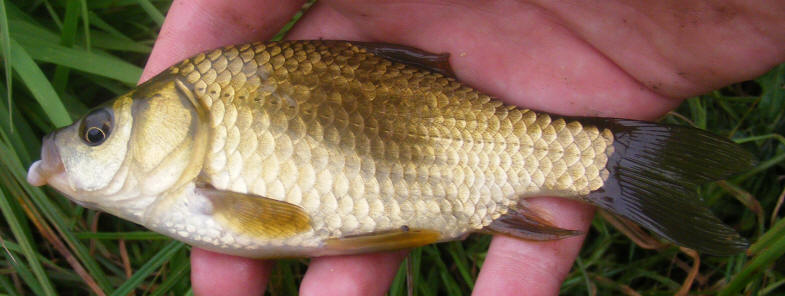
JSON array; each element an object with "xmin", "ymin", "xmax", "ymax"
[{"xmin": 0, "ymin": 1, "xmax": 783, "ymax": 295}]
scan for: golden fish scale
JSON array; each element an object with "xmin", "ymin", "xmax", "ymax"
[{"xmin": 167, "ymin": 41, "xmax": 613, "ymax": 241}]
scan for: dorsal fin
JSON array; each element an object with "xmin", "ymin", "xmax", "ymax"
[{"xmin": 352, "ymin": 42, "xmax": 456, "ymax": 77}]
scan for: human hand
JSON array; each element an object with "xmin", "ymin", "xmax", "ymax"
[{"xmin": 140, "ymin": 1, "xmax": 785, "ymax": 295}]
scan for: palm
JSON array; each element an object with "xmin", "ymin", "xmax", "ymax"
[{"xmin": 141, "ymin": 1, "xmax": 784, "ymax": 295}]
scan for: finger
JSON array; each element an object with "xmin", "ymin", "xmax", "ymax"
[
  {"xmin": 141, "ymin": 0, "xmax": 305, "ymax": 81},
  {"xmin": 285, "ymin": 1, "xmax": 364, "ymax": 41},
  {"xmin": 527, "ymin": 0, "xmax": 785, "ymax": 97},
  {"xmin": 299, "ymin": 251, "xmax": 409, "ymax": 296},
  {"xmin": 191, "ymin": 248, "xmax": 272, "ymax": 296},
  {"xmin": 473, "ymin": 198, "xmax": 594, "ymax": 295}
]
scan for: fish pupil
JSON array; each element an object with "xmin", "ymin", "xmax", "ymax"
[
  {"xmin": 85, "ymin": 127, "xmax": 106, "ymax": 144},
  {"xmin": 79, "ymin": 108, "xmax": 113, "ymax": 146}
]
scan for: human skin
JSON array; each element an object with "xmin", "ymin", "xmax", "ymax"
[{"xmin": 139, "ymin": 1, "xmax": 785, "ymax": 295}]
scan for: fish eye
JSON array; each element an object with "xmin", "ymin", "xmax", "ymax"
[{"xmin": 79, "ymin": 108, "xmax": 113, "ymax": 146}]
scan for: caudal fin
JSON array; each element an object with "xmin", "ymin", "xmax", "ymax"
[{"xmin": 582, "ymin": 119, "xmax": 754, "ymax": 255}]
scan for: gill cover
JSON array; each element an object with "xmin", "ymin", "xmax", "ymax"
[{"xmin": 125, "ymin": 76, "xmax": 208, "ymax": 195}]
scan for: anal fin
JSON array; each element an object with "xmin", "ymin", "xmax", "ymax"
[
  {"xmin": 325, "ymin": 227, "xmax": 441, "ymax": 253},
  {"xmin": 197, "ymin": 185, "xmax": 311, "ymax": 239},
  {"xmin": 484, "ymin": 207, "xmax": 582, "ymax": 241}
]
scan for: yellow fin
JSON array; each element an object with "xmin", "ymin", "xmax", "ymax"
[
  {"xmin": 484, "ymin": 207, "xmax": 581, "ymax": 241},
  {"xmin": 325, "ymin": 227, "xmax": 441, "ymax": 253},
  {"xmin": 197, "ymin": 186, "xmax": 311, "ymax": 239}
]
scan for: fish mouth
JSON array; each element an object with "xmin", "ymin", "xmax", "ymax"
[{"xmin": 27, "ymin": 133, "xmax": 65, "ymax": 187}]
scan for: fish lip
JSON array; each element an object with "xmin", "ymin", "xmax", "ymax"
[{"xmin": 27, "ymin": 133, "xmax": 65, "ymax": 187}]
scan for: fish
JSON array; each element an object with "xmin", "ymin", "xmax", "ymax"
[{"xmin": 26, "ymin": 40, "xmax": 754, "ymax": 258}]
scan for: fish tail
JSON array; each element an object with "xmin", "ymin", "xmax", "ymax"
[{"xmin": 582, "ymin": 118, "xmax": 755, "ymax": 255}]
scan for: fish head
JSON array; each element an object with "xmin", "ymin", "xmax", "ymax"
[
  {"xmin": 27, "ymin": 95, "xmax": 135, "ymax": 204},
  {"xmin": 27, "ymin": 77, "xmax": 207, "ymax": 221}
]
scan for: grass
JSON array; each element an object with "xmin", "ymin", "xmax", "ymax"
[{"xmin": 0, "ymin": 1, "xmax": 783, "ymax": 295}]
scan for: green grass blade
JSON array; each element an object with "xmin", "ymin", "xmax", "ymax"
[
  {"xmin": 687, "ymin": 97, "xmax": 707, "ymax": 129},
  {"xmin": 734, "ymin": 133, "xmax": 785, "ymax": 146},
  {"xmin": 0, "ymin": 0, "xmax": 12, "ymax": 132},
  {"xmin": 0, "ymin": 92, "xmax": 37, "ymax": 165},
  {"xmin": 389, "ymin": 261, "xmax": 406, "ymax": 296},
  {"xmin": 82, "ymin": 74, "xmax": 132, "ymax": 96},
  {"xmin": 446, "ymin": 241, "xmax": 474, "ymax": 289},
  {"xmin": 574, "ymin": 257, "xmax": 592, "ymax": 295},
  {"xmin": 270, "ymin": 259, "xmax": 300, "ymax": 295},
  {"xmin": 440, "ymin": 272, "xmax": 462, "ymax": 295},
  {"xmin": 53, "ymin": 0, "xmax": 83, "ymax": 92},
  {"xmin": 424, "ymin": 246, "xmax": 462, "ymax": 294},
  {"xmin": 737, "ymin": 152, "xmax": 785, "ymax": 181},
  {"xmin": 110, "ymin": 241, "xmax": 185, "ymax": 296},
  {"xmin": 2, "ymin": 235, "xmax": 44, "ymax": 296},
  {"xmin": 14, "ymin": 36, "xmax": 142, "ymax": 85},
  {"xmin": 758, "ymin": 64, "xmax": 784, "ymax": 120},
  {"xmin": 0, "ymin": 186, "xmax": 57, "ymax": 295},
  {"xmin": 9, "ymin": 17, "xmax": 142, "ymax": 83},
  {"xmin": 74, "ymin": 231, "xmax": 167, "ymax": 240},
  {"xmin": 86, "ymin": 11, "xmax": 130, "ymax": 40},
  {"xmin": 0, "ymin": 273, "xmax": 22, "ymax": 296},
  {"xmin": 761, "ymin": 278, "xmax": 785, "ymax": 295},
  {"xmin": 41, "ymin": 0, "xmax": 62, "ymax": 29},
  {"xmin": 135, "ymin": 0, "xmax": 165, "ymax": 27},
  {"xmin": 79, "ymin": 0, "xmax": 90, "ymax": 51},
  {"xmin": 87, "ymin": 30, "xmax": 151, "ymax": 53},
  {"xmin": 8, "ymin": 19, "xmax": 60, "ymax": 44},
  {"xmin": 2, "ymin": 2, "xmax": 36, "ymax": 25},
  {"xmin": 148, "ymin": 257, "xmax": 189, "ymax": 296},
  {"xmin": 748, "ymin": 217, "xmax": 785, "ymax": 256},
  {"xmin": 2, "ymin": 239, "xmax": 78, "ymax": 276},
  {"xmin": 60, "ymin": 0, "xmax": 80, "ymax": 46},
  {"xmin": 720, "ymin": 235, "xmax": 785, "ymax": 296},
  {"xmin": 0, "ymin": 142, "xmax": 113, "ymax": 291},
  {"xmin": 8, "ymin": 39, "xmax": 71, "ymax": 127}
]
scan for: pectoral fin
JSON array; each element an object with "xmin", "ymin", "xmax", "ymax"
[
  {"xmin": 197, "ymin": 186, "xmax": 311, "ymax": 239},
  {"xmin": 325, "ymin": 227, "xmax": 441, "ymax": 253},
  {"xmin": 484, "ymin": 207, "xmax": 581, "ymax": 240},
  {"xmin": 352, "ymin": 42, "xmax": 456, "ymax": 77}
]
